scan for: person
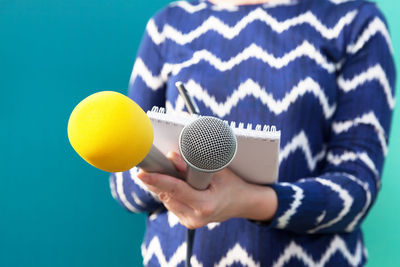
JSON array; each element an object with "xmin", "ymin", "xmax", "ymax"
[{"xmin": 109, "ymin": 0, "xmax": 396, "ymax": 266}]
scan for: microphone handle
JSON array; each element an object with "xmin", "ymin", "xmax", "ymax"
[
  {"xmin": 186, "ymin": 166, "xmax": 213, "ymax": 190},
  {"xmin": 137, "ymin": 145, "xmax": 184, "ymax": 180}
]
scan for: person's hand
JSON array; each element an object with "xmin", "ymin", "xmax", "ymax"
[{"xmin": 137, "ymin": 151, "xmax": 278, "ymax": 229}]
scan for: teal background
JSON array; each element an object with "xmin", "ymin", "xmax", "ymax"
[{"xmin": 0, "ymin": 0, "xmax": 398, "ymax": 266}]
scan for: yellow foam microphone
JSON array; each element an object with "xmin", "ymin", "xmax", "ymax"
[{"xmin": 68, "ymin": 91, "xmax": 182, "ymax": 177}]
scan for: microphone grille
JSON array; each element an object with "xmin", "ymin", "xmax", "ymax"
[{"xmin": 179, "ymin": 116, "xmax": 237, "ymax": 171}]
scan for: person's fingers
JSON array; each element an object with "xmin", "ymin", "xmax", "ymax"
[
  {"xmin": 167, "ymin": 151, "xmax": 187, "ymax": 174},
  {"xmin": 137, "ymin": 169, "xmax": 147, "ymax": 177},
  {"xmin": 161, "ymin": 195, "xmax": 207, "ymax": 229},
  {"xmin": 137, "ymin": 171, "xmax": 202, "ymax": 204}
]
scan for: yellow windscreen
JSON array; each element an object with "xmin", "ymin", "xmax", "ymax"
[{"xmin": 67, "ymin": 91, "xmax": 153, "ymax": 172}]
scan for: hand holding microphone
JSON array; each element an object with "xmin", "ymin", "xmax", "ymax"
[
  {"xmin": 137, "ymin": 151, "xmax": 254, "ymax": 228},
  {"xmin": 137, "ymin": 115, "xmax": 243, "ymax": 228}
]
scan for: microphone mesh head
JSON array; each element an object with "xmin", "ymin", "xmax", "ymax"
[{"xmin": 179, "ymin": 116, "xmax": 237, "ymax": 171}]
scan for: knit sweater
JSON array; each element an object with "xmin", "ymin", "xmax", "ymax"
[{"xmin": 109, "ymin": 0, "xmax": 396, "ymax": 266}]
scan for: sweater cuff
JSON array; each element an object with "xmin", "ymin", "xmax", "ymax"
[
  {"xmin": 267, "ymin": 183, "xmax": 299, "ymax": 229},
  {"xmin": 247, "ymin": 183, "xmax": 296, "ymax": 228}
]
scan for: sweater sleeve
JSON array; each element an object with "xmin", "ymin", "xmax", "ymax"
[
  {"xmin": 268, "ymin": 3, "xmax": 396, "ymax": 234},
  {"xmin": 110, "ymin": 12, "xmax": 168, "ymax": 213}
]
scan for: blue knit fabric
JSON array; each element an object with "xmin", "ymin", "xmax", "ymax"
[{"xmin": 109, "ymin": 0, "xmax": 395, "ymax": 266}]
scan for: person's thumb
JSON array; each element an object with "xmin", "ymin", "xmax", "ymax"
[{"xmin": 167, "ymin": 151, "xmax": 187, "ymax": 174}]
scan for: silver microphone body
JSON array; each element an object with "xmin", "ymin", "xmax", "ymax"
[
  {"xmin": 179, "ymin": 116, "xmax": 237, "ymax": 190},
  {"xmin": 137, "ymin": 145, "xmax": 184, "ymax": 180},
  {"xmin": 185, "ymin": 168, "xmax": 215, "ymax": 191}
]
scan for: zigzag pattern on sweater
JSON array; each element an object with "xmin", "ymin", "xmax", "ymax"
[
  {"xmin": 272, "ymin": 235, "xmax": 364, "ymax": 267},
  {"xmin": 141, "ymin": 235, "xmax": 364, "ymax": 267},
  {"xmin": 147, "ymin": 6, "xmax": 358, "ymax": 44},
  {"xmin": 170, "ymin": 78, "xmax": 336, "ymax": 118}
]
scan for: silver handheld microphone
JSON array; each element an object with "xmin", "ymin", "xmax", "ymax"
[
  {"xmin": 137, "ymin": 145, "xmax": 184, "ymax": 180},
  {"xmin": 179, "ymin": 116, "xmax": 237, "ymax": 190}
]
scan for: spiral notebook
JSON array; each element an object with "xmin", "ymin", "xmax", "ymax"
[{"xmin": 147, "ymin": 107, "xmax": 281, "ymax": 185}]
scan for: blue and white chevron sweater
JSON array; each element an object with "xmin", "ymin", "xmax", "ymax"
[{"xmin": 109, "ymin": 0, "xmax": 396, "ymax": 266}]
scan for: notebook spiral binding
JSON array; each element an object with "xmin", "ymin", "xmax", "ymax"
[{"xmin": 148, "ymin": 106, "xmax": 280, "ymax": 139}]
